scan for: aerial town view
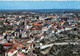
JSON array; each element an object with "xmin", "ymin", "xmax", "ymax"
[{"xmin": 0, "ymin": 1, "xmax": 80, "ymax": 56}]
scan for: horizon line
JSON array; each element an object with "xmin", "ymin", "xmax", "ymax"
[{"xmin": 0, "ymin": 9, "xmax": 80, "ymax": 10}]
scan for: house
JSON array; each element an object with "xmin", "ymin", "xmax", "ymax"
[
  {"xmin": 14, "ymin": 29, "xmax": 23, "ymax": 38},
  {"xmin": 5, "ymin": 48, "xmax": 17, "ymax": 56}
]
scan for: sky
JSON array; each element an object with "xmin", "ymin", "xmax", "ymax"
[{"xmin": 0, "ymin": 1, "xmax": 80, "ymax": 10}]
